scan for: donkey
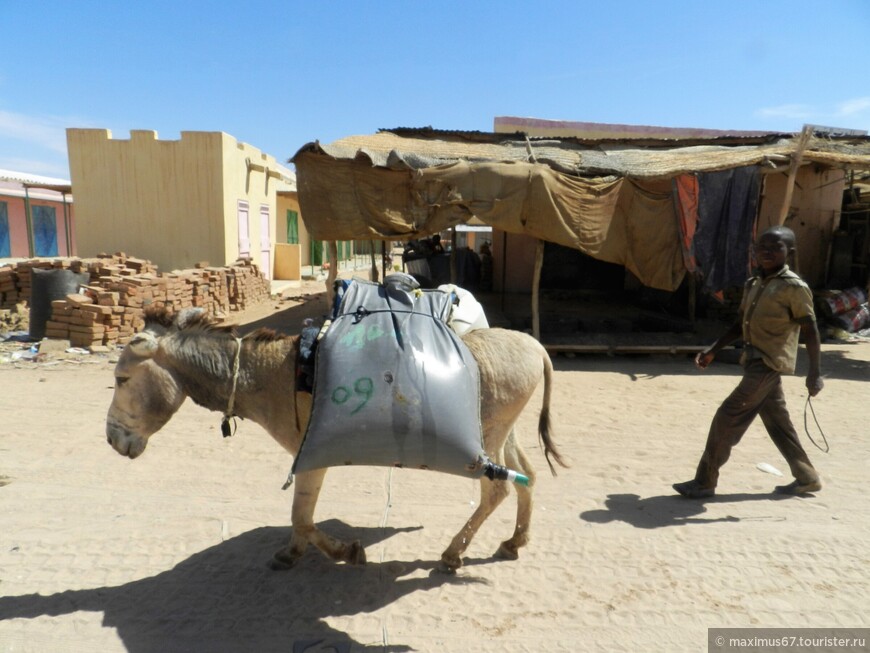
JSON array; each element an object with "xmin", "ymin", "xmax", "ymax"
[{"xmin": 106, "ymin": 308, "xmax": 566, "ymax": 571}]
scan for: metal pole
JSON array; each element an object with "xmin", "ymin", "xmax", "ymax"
[
  {"xmin": 62, "ymin": 192, "xmax": 72, "ymax": 256},
  {"xmin": 23, "ymin": 186, "xmax": 34, "ymax": 257}
]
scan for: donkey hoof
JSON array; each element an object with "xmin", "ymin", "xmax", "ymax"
[
  {"xmin": 439, "ymin": 553, "xmax": 462, "ymax": 574},
  {"xmin": 345, "ymin": 540, "xmax": 367, "ymax": 565},
  {"xmin": 495, "ymin": 542, "xmax": 519, "ymax": 561},
  {"xmin": 269, "ymin": 547, "xmax": 299, "ymax": 571}
]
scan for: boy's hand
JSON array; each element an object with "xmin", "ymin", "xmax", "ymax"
[
  {"xmin": 806, "ymin": 373, "xmax": 824, "ymax": 397},
  {"xmin": 695, "ymin": 349, "xmax": 715, "ymax": 370}
]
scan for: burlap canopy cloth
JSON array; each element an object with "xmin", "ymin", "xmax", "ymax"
[{"xmin": 291, "ymin": 276, "xmax": 488, "ymax": 478}]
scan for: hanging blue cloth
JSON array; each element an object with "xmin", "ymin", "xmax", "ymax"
[{"xmin": 694, "ymin": 166, "xmax": 761, "ymax": 295}]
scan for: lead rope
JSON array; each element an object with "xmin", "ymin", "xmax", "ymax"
[
  {"xmin": 804, "ymin": 395, "xmax": 829, "ymax": 453},
  {"xmin": 221, "ymin": 337, "xmax": 243, "ymax": 438}
]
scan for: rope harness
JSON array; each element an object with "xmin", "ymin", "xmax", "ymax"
[{"xmin": 221, "ymin": 336, "xmax": 244, "ymax": 438}]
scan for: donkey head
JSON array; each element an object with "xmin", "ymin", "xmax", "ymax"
[{"xmin": 105, "ymin": 309, "xmax": 203, "ymax": 458}]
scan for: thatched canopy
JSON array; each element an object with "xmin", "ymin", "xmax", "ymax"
[
  {"xmin": 291, "ymin": 127, "xmax": 870, "ymax": 294},
  {"xmin": 292, "ymin": 127, "xmax": 870, "ymax": 240}
]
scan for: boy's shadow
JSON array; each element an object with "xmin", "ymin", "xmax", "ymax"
[
  {"xmin": 580, "ymin": 492, "xmax": 791, "ymax": 529},
  {"xmin": 0, "ymin": 520, "xmax": 483, "ymax": 653}
]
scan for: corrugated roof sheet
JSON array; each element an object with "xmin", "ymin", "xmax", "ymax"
[{"xmin": 0, "ymin": 168, "xmax": 71, "ymax": 186}]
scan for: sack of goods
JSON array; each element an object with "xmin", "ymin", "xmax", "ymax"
[
  {"xmin": 818, "ymin": 286, "xmax": 867, "ymax": 319},
  {"xmin": 830, "ymin": 302, "xmax": 870, "ymax": 333},
  {"xmin": 292, "ymin": 274, "xmax": 491, "ymax": 479}
]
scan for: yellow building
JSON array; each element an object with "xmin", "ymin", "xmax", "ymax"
[{"xmin": 66, "ymin": 129, "xmax": 306, "ymax": 279}]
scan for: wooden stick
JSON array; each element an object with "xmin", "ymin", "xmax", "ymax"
[
  {"xmin": 532, "ymin": 238, "xmax": 544, "ymax": 341},
  {"xmin": 777, "ymin": 124, "xmax": 814, "ymax": 225}
]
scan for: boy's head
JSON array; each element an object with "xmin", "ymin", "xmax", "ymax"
[{"xmin": 755, "ymin": 226, "xmax": 796, "ymax": 275}]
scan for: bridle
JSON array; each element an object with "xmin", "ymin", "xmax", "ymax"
[{"xmin": 221, "ymin": 336, "xmax": 244, "ymax": 437}]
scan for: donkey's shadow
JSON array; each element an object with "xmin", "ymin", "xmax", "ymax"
[{"xmin": 0, "ymin": 520, "xmax": 480, "ymax": 653}]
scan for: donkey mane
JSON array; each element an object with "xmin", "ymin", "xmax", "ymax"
[{"xmin": 143, "ymin": 305, "xmax": 290, "ymax": 342}]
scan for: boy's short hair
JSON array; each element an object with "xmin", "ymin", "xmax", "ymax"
[{"xmin": 759, "ymin": 225, "xmax": 796, "ymax": 248}]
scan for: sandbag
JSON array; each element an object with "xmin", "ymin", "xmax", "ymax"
[
  {"xmin": 29, "ymin": 268, "xmax": 89, "ymax": 340},
  {"xmin": 292, "ymin": 275, "xmax": 487, "ymax": 478}
]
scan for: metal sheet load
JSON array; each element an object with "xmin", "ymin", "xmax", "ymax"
[{"xmin": 291, "ymin": 275, "xmax": 488, "ymax": 479}]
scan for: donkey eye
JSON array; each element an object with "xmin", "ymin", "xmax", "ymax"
[{"xmin": 115, "ymin": 377, "xmax": 130, "ymax": 387}]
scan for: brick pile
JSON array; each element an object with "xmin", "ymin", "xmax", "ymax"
[
  {"xmin": 1, "ymin": 254, "xmax": 272, "ymax": 348},
  {"xmin": 0, "ymin": 265, "xmax": 18, "ymax": 309}
]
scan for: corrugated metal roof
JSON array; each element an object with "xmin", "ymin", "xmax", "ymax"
[
  {"xmin": 0, "ymin": 168, "xmax": 71, "ymax": 186},
  {"xmin": 494, "ymin": 115, "xmax": 791, "ymax": 140}
]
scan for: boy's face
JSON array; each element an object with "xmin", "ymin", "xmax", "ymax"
[{"xmin": 754, "ymin": 233, "xmax": 790, "ymax": 273}]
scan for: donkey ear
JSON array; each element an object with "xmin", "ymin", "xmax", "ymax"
[
  {"xmin": 128, "ymin": 332, "xmax": 159, "ymax": 358},
  {"xmin": 175, "ymin": 307, "xmax": 206, "ymax": 329}
]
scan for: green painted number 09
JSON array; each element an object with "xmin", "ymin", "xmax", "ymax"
[{"xmin": 331, "ymin": 377, "xmax": 375, "ymax": 415}]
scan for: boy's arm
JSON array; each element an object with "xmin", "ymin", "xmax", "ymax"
[
  {"xmin": 798, "ymin": 317, "xmax": 824, "ymax": 396},
  {"xmin": 695, "ymin": 319, "xmax": 743, "ymax": 369}
]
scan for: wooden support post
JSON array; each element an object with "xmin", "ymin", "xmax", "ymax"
[
  {"xmin": 450, "ymin": 228, "xmax": 458, "ymax": 284},
  {"xmin": 777, "ymin": 124, "xmax": 814, "ymax": 226},
  {"xmin": 370, "ymin": 244, "xmax": 379, "ymax": 283},
  {"xmin": 326, "ymin": 241, "xmax": 339, "ymax": 310},
  {"xmin": 532, "ymin": 238, "xmax": 544, "ymax": 341},
  {"xmin": 688, "ymin": 273, "xmax": 696, "ymax": 325}
]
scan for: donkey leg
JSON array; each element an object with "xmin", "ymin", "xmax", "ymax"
[
  {"xmin": 271, "ymin": 468, "xmax": 366, "ymax": 570},
  {"xmin": 440, "ymin": 462, "xmax": 511, "ymax": 573},
  {"xmin": 495, "ymin": 431, "xmax": 537, "ymax": 561}
]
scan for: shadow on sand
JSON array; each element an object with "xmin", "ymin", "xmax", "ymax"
[
  {"xmin": 237, "ymin": 292, "xmax": 331, "ymax": 337},
  {"xmin": 579, "ymin": 492, "xmax": 795, "ymax": 529},
  {"xmin": 0, "ymin": 520, "xmax": 486, "ymax": 653}
]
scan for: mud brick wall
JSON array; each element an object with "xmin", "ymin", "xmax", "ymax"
[{"xmin": 3, "ymin": 254, "xmax": 271, "ymax": 347}]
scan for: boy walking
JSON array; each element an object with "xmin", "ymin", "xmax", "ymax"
[{"xmin": 674, "ymin": 226, "xmax": 824, "ymax": 499}]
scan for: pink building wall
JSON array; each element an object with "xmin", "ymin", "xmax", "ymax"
[{"xmin": 0, "ymin": 191, "xmax": 76, "ymax": 258}]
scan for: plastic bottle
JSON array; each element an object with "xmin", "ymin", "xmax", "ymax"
[{"xmin": 483, "ymin": 461, "xmax": 530, "ymax": 486}]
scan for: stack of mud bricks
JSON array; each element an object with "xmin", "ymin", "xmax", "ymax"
[
  {"xmin": 6, "ymin": 254, "xmax": 271, "ymax": 349},
  {"xmin": 47, "ymin": 293, "xmax": 121, "ymax": 348},
  {"xmin": 0, "ymin": 265, "xmax": 18, "ymax": 309}
]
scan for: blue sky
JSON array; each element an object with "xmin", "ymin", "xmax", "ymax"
[{"xmin": 2, "ymin": 0, "xmax": 869, "ymax": 179}]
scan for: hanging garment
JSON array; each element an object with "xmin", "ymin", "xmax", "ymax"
[
  {"xmin": 694, "ymin": 166, "xmax": 761, "ymax": 294},
  {"xmin": 673, "ymin": 174, "xmax": 699, "ymax": 273}
]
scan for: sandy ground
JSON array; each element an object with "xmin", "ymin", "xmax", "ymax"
[{"xmin": 1, "ymin": 286, "xmax": 869, "ymax": 652}]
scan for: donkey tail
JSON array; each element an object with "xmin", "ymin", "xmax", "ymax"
[{"xmin": 538, "ymin": 349, "xmax": 568, "ymax": 476}]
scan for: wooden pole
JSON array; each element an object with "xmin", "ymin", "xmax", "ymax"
[
  {"xmin": 500, "ymin": 231, "xmax": 508, "ymax": 313},
  {"xmin": 370, "ymin": 243, "xmax": 379, "ymax": 283},
  {"xmin": 450, "ymin": 228, "xmax": 458, "ymax": 284},
  {"xmin": 532, "ymin": 238, "xmax": 544, "ymax": 341},
  {"xmin": 688, "ymin": 273, "xmax": 696, "ymax": 325},
  {"xmin": 326, "ymin": 241, "xmax": 339, "ymax": 310},
  {"xmin": 777, "ymin": 124, "xmax": 814, "ymax": 226}
]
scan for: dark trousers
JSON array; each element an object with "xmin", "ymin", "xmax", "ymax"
[{"xmin": 694, "ymin": 359, "xmax": 818, "ymax": 489}]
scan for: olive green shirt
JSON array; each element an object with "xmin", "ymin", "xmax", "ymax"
[{"xmin": 738, "ymin": 265, "xmax": 815, "ymax": 374}]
